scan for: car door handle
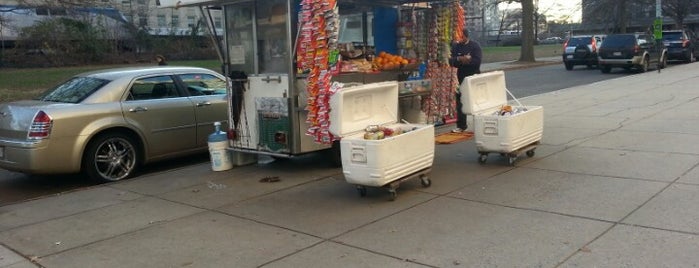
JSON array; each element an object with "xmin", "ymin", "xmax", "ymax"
[
  {"xmin": 128, "ymin": 107, "xmax": 148, "ymax": 112},
  {"xmin": 196, "ymin": 102, "xmax": 212, "ymax": 107}
]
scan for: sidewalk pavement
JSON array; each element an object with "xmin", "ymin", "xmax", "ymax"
[{"xmin": 3, "ymin": 61, "xmax": 699, "ymax": 268}]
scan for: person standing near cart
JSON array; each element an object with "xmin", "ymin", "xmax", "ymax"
[{"xmin": 449, "ymin": 28, "xmax": 482, "ymax": 133}]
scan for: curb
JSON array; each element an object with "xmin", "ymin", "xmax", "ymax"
[{"xmin": 484, "ymin": 60, "xmax": 561, "ymax": 72}]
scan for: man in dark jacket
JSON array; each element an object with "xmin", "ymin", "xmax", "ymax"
[{"xmin": 449, "ymin": 29, "xmax": 482, "ymax": 133}]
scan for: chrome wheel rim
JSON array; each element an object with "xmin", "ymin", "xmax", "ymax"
[{"xmin": 93, "ymin": 137, "xmax": 136, "ymax": 181}]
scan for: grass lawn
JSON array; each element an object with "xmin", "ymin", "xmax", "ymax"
[{"xmin": 0, "ymin": 44, "xmax": 562, "ymax": 102}]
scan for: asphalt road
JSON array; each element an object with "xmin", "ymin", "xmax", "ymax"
[
  {"xmin": 504, "ymin": 63, "xmax": 627, "ymax": 98},
  {"xmin": 0, "ymin": 62, "xmax": 682, "ymax": 206}
]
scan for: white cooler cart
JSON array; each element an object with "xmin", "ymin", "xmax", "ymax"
[
  {"xmin": 329, "ymin": 81, "xmax": 435, "ymax": 201},
  {"xmin": 460, "ymin": 71, "xmax": 543, "ymax": 165}
]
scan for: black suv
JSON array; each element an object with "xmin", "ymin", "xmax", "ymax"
[
  {"xmin": 562, "ymin": 35, "xmax": 605, "ymax": 70},
  {"xmin": 662, "ymin": 29, "xmax": 698, "ymax": 63},
  {"xmin": 598, "ymin": 33, "xmax": 667, "ymax": 73}
]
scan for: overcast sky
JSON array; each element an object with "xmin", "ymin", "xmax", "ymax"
[{"xmin": 500, "ymin": 0, "xmax": 582, "ymax": 23}]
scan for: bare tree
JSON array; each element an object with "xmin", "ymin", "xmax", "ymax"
[
  {"xmin": 663, "ymin": 0, "xmax": 694, "ymax": 29},
  {"xmin": 582, "ymin": 0, "xmax": 618, "ymax": 33},
  {"xmin": 582, "ymin": 0, "xmax": 695, "ymax": 33},
  {"xmin": 497, "ymin": 0, "xmax": 536, "ymax": 61},
  {"xmin": 518, "ymin": 0, "xmax": 535, "ymax": 61}
]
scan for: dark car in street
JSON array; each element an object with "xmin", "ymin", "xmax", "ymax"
[
  {"xmin": 598, "ymin": 33, "xmax": 667, "ymax": 73},
  {"xmin": 662, "ymin": 29, "xmax": 698, "ymax": 63},
  {"xmin": 562, "ymin": 35, "xmax": 605, "ymax": 70}
]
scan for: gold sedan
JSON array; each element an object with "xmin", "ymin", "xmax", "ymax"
[{"xmin": 0, "ymin": 66, "xmax": 229, "ymax": 182}]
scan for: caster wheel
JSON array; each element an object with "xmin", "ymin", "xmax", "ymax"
[
  {"xmin": 388, "ymin": 191, "xmax": 397, "ymax": 201},
  {"xmin": 478, "ymin": 154, "xmax": 488, "ymax": 164},
  {"xmin": 508, "ymin": 157, "xmax": 517, "ymax": 166},
  {"xmin": 356, "ymin": 186, "xmax": 367, "ymax": 197},
  {"xmin": 526, "ymin": 149, "xmax": 535, "ymax": 157},
  {"xmin": 420, "ymin": 176, "xmax": 432, "ymax": 187}
]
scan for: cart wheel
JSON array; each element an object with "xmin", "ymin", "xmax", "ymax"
[
  {"xmin": 388, "ymin": 190, "xmax": 397, "ymax": 201},
  {"xmin": 478, "ymin": 154, "xmax": 488, "ymax": 164},
  {"xmin": 526, "ymin": 149, "xmax": 536, "ymax": 157},
  {"xmin": 356, "ymin": 186, "xmax": 367, "ymax": 197},
  {"xmin": 420, "ymin": 176, "xmax": 432, "ymax": 187},
  {"xmin": 508, "ymin": 157, "xmax": 517, "ymax": 166}
]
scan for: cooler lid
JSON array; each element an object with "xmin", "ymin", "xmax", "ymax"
[
  {"xmin": 329, "ymin": 81, "xmax": 399, "ymax": 137},
  {"xmin": 459, "ymin": 70, "xmax": 508, "ymax": 115}
]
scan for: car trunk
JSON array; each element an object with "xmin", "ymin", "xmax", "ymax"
[
  {"xmin": 599, "ymin": 35, "xmax": 637, "ymax": 59},
  {"xmin": 0, "ymin": 101, "xmax": 55, "ymax": 140},
  {"xmin": 662, "ymin": 33, "xmax": 685, "ymax": 48}
]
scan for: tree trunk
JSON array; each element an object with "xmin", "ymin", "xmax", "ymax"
[
  {"xmin": 519, "ymin": 0, "xmax": 535, "ymax": 62},
  {"xmin": 618, "ymin": 0, "xmax": 628, "ymax": 33}
]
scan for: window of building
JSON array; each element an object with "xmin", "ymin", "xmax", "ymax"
[
  {"xmin": 139, "ymin": 17, "xmax": 148, "ymax": 27},
  {"xmin": 187, "ymin": 16, "xmax": 196, "ymax": 27},
  {"xmin": 172, "ymin": 15, "xmax": 179, "ymax": 27},
  {"xmin": 158, "ymin": 15, "xmax": 166, "ymax": 27}
]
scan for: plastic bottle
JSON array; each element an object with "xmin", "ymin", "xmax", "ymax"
[{"xmin": 208, "ymin": 122, "xmax": 233, "ymax": 171}]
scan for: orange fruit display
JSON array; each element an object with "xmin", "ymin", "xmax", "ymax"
[{"xmin": 372, "ymin": 51, "xmax": 414, "ymax": 70}]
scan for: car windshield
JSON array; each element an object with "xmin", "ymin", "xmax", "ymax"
[
  {"xmin": 662, "ymin": 32, "xmax": 683, "ymax": 41},
  {"xmin": 602, "ymin": 35, "xmax": 636, "ymax": 46},
  {"xmin": 567, "ymin": 37, "xmax": 590, "ymax": 46},
  {"xmin": 36, "ymin": 77, "xmax": 109, "ymax": 103}
]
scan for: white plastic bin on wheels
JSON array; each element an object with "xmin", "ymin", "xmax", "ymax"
[
  {"xmin": 208, "ymin": 122, "xmax": 233, "ymax": 171},
  {"xmin": 329, "ymin": 81, "xmax": 435, "ymax": 201},
  {"xmin": 460, "ymin": 71, "xmax": 543, "ymax": 165}
]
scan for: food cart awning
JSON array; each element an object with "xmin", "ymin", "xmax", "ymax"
[{"xmin": 157, "ymin": 0, "xmax": 443, "ymax": 8}]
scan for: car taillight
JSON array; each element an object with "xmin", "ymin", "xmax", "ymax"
[
  {"xmin": 682, "ymin": 39, "xmax": 689, "ymax": 48},
  {"xmin": 591, "ymin": 38, "xmax": 597, "ymax": 53},
  {"xmin": 634, "ymin": 45, "xmax": 640, "ymax": 54},
  {"xmin": 28, "ymin": 110, "xmax": 52, "ymax": 140},
  {"xmin": 562, "ymin": 40, "xmax": 568, "ymax": 50}
]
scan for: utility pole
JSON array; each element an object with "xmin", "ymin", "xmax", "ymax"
[{"xmin": 654, "ymin": 0, "xmax": 662, "ymax": 40}]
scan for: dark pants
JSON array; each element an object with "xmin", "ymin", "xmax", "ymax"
[
  {"xmin": 455, "ymin": 71, "xmax": 478, "ymax": 129},
  {"xmin": 455, "ymin": 92, "xmax": 467, "ymax": 129}
]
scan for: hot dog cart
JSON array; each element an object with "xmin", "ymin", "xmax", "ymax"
[{"xmin": 157, "ymin": 0, "xmax": 464, "ymax": 170}]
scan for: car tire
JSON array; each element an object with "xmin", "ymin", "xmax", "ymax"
[
  {"xmin": 639, "ymin": 56, "xmax": 649, "ymax": 73},
  {"xmin": 600, "ymin": 65, "xmax": 611, "ymax": 73},
  {"xmin": 689, "ymin": 51, "xmax": 695, "ymax": 63},
  {"xmin": 660, "ymin": 54, "xmax": 668, "ymax": 69},
  {"xmin": 564, "ymin": 62, "xmax": 573, "ymax": 70},
  {"xmin": 83, "ymin": 132, "xmax": 139, "ymax": 182}
]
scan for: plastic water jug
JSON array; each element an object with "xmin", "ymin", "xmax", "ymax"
[{"xmin": 208, "ymin": 122, "xmax": 232, "ymax": 171}]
